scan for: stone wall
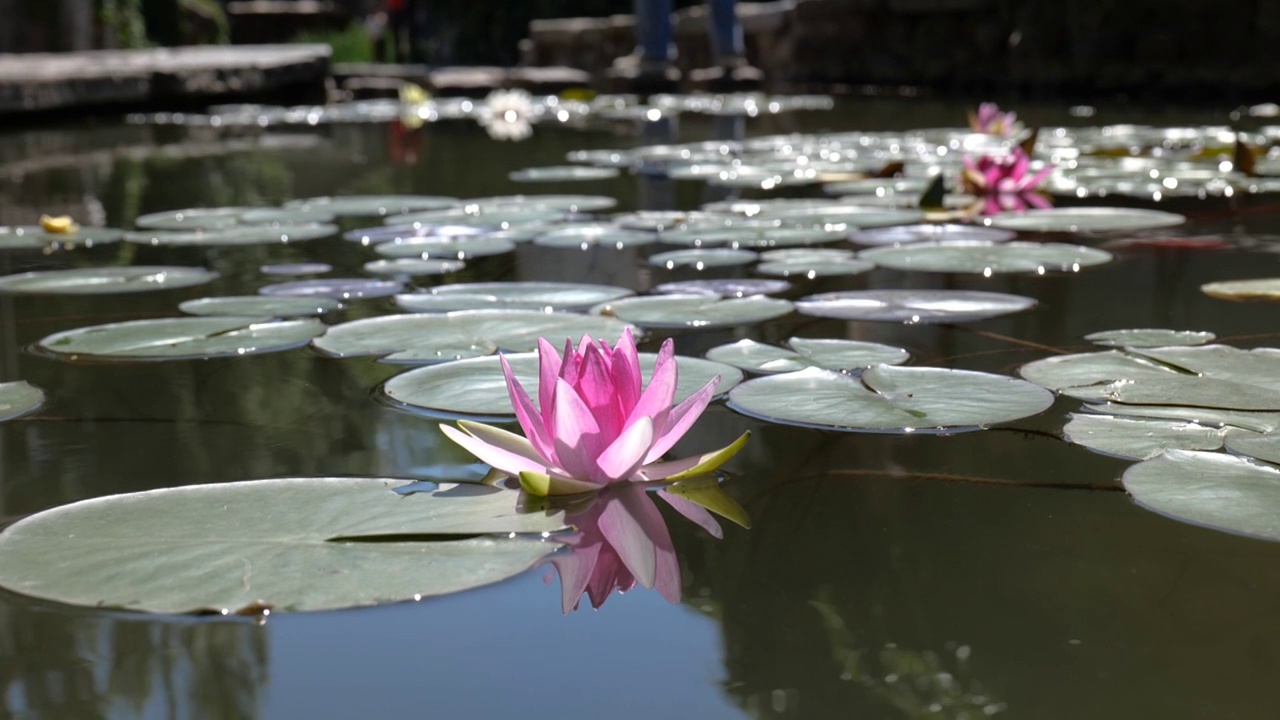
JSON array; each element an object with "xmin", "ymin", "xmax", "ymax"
[{"xmin": 522, "ymin": 0, "xmax": 1280, "ymax": 100}]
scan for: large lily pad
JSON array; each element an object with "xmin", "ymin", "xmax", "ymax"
[
  {"xmin": 312, "ymin": 310, "xmax": 638, "ymax": 363},
  {"xmin": 396, "ymin": 282, "xmax": 634, "ymax": 313},
  {"xmin": 0, "ymin": 266, "xmax": 218, "ymax": 295},
  {"xmin": 178, "ymin": 296, "xmax": 341, "ymax": 318},
  {"xmin": 0, "ymin": 479, "xmax": 564, "ymax": 614},
  {"xmin": 1122, "ymin": 450, "xmax": 1280, "ymax": 543},
  {"xmin": 859, "ymin": 240, "xmax": 1112, "ymax": 274},
  {"xmin": 1082, "ymin": 402, "xmax": 1280, "ymax": 434},
  {"xmin": 796, "ymin": 289, "xmax": 1036, "ymax": 324},
  {"xmin": 984, "ymin": 207, "xmax": 1186, "ymax": 233},
  {"xmin": 727, "ymin": 365, "xmax": 1054, "ymax": 432},
  {"xmin": 0, "ymin": 381, "xmax": 44, "ymax": 421},
  {"xmin": 38, "ymin": 316, "xmax": 325, "ymax": 360},
  {"xmin": 591, "ymin": 294, "xmax": 793, "ymax": 329},
  {"xmin": 705, "ymin": 338, "xmax": 909, "ymax": 375},
  {"xmin": 383, "ymin": 352, "xmax": 742, "ymax": 419},
  {"xmin": 1062, "ymin": 413, "xmax": 1229, "ymax": 460}
]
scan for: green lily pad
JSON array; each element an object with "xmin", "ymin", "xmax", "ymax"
[
  {"xmin": 658, "ymin": 227, "xmax": 846, "ymax": 249},
  {"xmin": 984, "ymin": 207, "xmax": 1186, "ymax": 233},
  {"xmin": 0, "ymin": 479, "xmax": 564, "ymax": 614},
  {"xmin": 238, "ymin": 207, "xmax": 338, "ymax": 225},
  {"xmin": 0, "ymin": 381, "xmax": 44, "ymax": 421},
  {"xmin": 385, "ymin": 208, "xmax": 568, "ymax": 229},
  {"xmin": 727, "ymin": 365, "xmax": 1054, "ymax": 432},
  {"xmin": 284, "ymin": 195, "xmax": 459, "ymax": 216},
  {"xmin": 373, "ymin": 236, "xmax": 516, "ymax": 260},
  {"xmin": 756, "ymin": 258, "xmax": 876, "ymax": 278},
  {"xmin": 0, "ymin": 266, "xmax": 218, "ymax": 295},
  {"xmin": 312, "ymin": 310, "xmax": 638, "ymax": 363},
  {"xmin": 363, "ymin": 259, "xmax": 466, "ymax": 277},
  {"xmin": 648, "ymin": 248, "xmax": 758, "ymax": 269},
  {"xmin": 134, "ymin": 207, "xmax": 250, "ymax": 230},
  {"xmin": 0, "ymin": 226, "xmax": 125, "ymax": 249},
  {"xmin": 466, "ymin": 194, "xmax": 618, "ymax": 213},
  {"xmin": 859, "ymin": 240, "xmax": 1112, "ymax": 275},
  {"xmin": 38, "ymin": 316, "xmax": 325, "ymax": 360},
  {"xmin": 1224, "ymin": 432, "xmax": 1280, "ymax": 464},
  {"xmin": 759, "ymin": 248, "xmax": 856, "ymax": 263},
  {"xmin": 1085, "ymin": 329, "xmax": 1216, "ymax": 348},
  {"xmin": 509, "ymin": 166, "xmax": 620, "ymax": 182},
  {"xmin": 1082, "ymin": 402, "xmax": 1280, "ymax": 434},
  {"xmin": 125, "ymin": 223, "xmax": 337, "ymax": 246},
  {"xmin": 796, "ymin": 289, "xmax": 1036, "ymax": 324},
  {"xmin": 178, "ymin": 296, "xmax": 341, "ymax": 318},
  {"xmin": 706, "ymin": 338, "xmax": 909, "ymax": 375},
  {"xmin": 1122, "ymin": 450, "xmax": 1280, "ymax": 542},
  {"xmin": 533, "ymin": 226, "xmax": 656, "ymax": 249},
  {"xmin": 383, "ymin": 352, "xmax": 742, "ymax": 419},
  {"xmin": 396, "ymin": 282, "xmax": 634, "ymax": 313},
  {"xmin": 591, "ymin": 294, "xmax": 794, "ymax": 329},
  {"xmin": 1062, "ymin": 413, "xmax": 1229, "ymax": 460},
  {"xmin": 1201, "ymin": 278, "xmax": 1280, "ymax": 302}
]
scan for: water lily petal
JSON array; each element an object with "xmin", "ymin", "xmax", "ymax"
[
  {"xmin": 662, "ymin": 478, "xmax": 751, "ymax": 529},
  {"xmin": 610, "ymin": 328, "xmax": 643, "ymax": 417},
  {"xmin": 440, "ymin": 423, "xmax": 550, "ymax": 477},
  {"xmin": 645, "ymin": 376, "xmax": 719, "ymax": 463},
  {"xmin": 558, "ymin": 338, "xmax": 581, "ymax": 388},
  {"xmin": 548, "ymin": 541, "xmax": 601, "ymax": 613},
  {"xmin": 627, "ymin": 338, "xmax": 677, "ymax": 428},
  {"xmin": 518, "ymin": 469, "xmax": 601, "ymax": 497},
  {"xmin": 595, "ymin": 416, "xmax": 654, "ymax": 482},
  {"xmin": 549, "ymin": 376, "xmax": 604, "ymax": 479},
  {"xmin": 585, "ymin": 542, "xmax": 635, "ymax": 609},
  {"xmin": 658, "ymin": 490, "xmax": 723, "ymax": 539},
  {"xmin": 639, "ymin": 431, "xmax": 751, "ymax": 481},
  {"xmin": 576, "ymin": 342, "xmax": 624, "ymax": 438},
  {"xmin": 501, "ymin": 354, "xmax": 555, "ymax": 462},
  {"xmin": 597, "ymin": 486, "xmax": 661, "ymax": 589}
]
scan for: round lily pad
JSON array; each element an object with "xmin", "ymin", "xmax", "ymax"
[
  {"xmin": 849, "ymin": 223, "xmax": 1015, "ymax": 247},
  {"xmin": 344, "ymin": 224, "xmax": 485, "ymax": 246},
  {"xmin": 178, "ymin": 296, "xmax": 340, "ymax": 318},
  {"xmin": 1122, "ymin": 450, "xmax": 1280, "ymax": 543},
  {"xmin": 261, "ymin": 262, "xmax": 332, "ymax": 276},
  {"xmin": 659, "ymin": 227, "xmax": 846, "ymax": 249},
  {"xmin": 397, "ymin": 282, "xmax": 634, "ymax": 313},
  {"xmin": 363, "ymin": 258, "xmax": 466, "ymax": 277},
  {"xmin": 984, "ymin": 207, "xmax": 1186, "ymax": 233},
  {"xmin": 259, "ymin": 278, "xmax": 403, "ymax": 300},
  {"xmin": 1081, "ymin": 402, "xmax": 1280, "ymax": 434},
  {"xmin": 466, "ymin": 194, "xmax": 617, "ymax": 213},
  {"xmin": 385, "ymin": 208, "xmax": 568, "ymax": 230},
  {"xmin": 374, "ymin": 237, "xmax": 517, "ymax": 260},
  {"xmin": 125, "ymin": 223, "xmax": 337, "ymax": 247},
  {"xmin": 283, "ymin": 195, "xmax": 459, "ymax": 216},
  {"xmin": 649, "ymin": 248, "xmax": 758, "ymax": 269},
  {"xmin": 533, "ymin": 226, "xmax": 656, "ymax": 249},
  {"xmin": 38, "ymin": 316, "xmax": 325, "ymax": 360},
  {"xmin": 759, "ymin": 248, "xmax": 856, "ymax": 263},
  {"xmin": 652, "ymin": 278, "xmax": 791, "ymax": 298},
  {"xmin": 757, "ymin": 206, "xmax": 926, "ymax": 229},
  {"xmin": 239, "ymin": 207, "xmax": 337, "ymax": 225},
  {"xmin": 756, "ymin": 258, "xmax": 876, "ymax": 278},
  {"xmin": 591, "ymin": 294, "xmax": 793, "ymax": 329},
  {"xmin": 1201, "ymin": 279, "xmax": 1280, "ymax": 302},
  {"xmin": 706, "ymin": 338, "xmax": 909, "ymax": 375},
  {"xmin": 0, "ymin": 381, "xmax": 44, "ymax": 421},
  {"xmin": 1224, "ymin": 432, "xmax": 1280, "ymax": 464},
  {"xmin": 134, "ymin": 207, "xmax": 249, "ymax": 230},
  {"xmin": 0, "ymin": 266, "xmax": 218, "ymax": 295},
  {"xmin": 1085, "ymin": 329, "xmax": 1216, "ymax": 348},
  {"xmin": 312, "ymin": 310, "xmax": 639, "ymax": 363},
  {"xmin": 1062, "ymin": 413, "xmax": 1228, "ymax": 461},
  {"xmin": 0, "ymin": 226, "xmax": 125, "ymax": 249},
  {"xmin": 509, "ymin": 166, "xmax": 621, "ymax": 182},
  {"xmin": 0, "ymin": 479, "xmax": 564, "ymax": 614},
  {"xmin": 727, "ymin": 365, "xmax": 1054, "ymax": 432},
  {"xmin": 382, "ymin": 351, "xmax": 742, "ymax": 419},
  {"xmin": 859, "ymin": 240, "xmax": 1113, "ymax": 275},
  {"xmin": 796, "ymin": 289, "xmax": 1036, "ymax": 324}
]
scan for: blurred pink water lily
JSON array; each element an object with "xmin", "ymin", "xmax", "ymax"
[
  {"xmin": 961, "ymin": 148, "xmax": 1053, "ymax": 216},
  {"xmin": 441, "ymin": 330, "xmax": 749, "ymax": 497},
  {"xmin": 968, "ymin": 102, "xmax": 1023, "ymax": 137}
]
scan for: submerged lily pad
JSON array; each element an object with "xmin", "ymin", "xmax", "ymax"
[
  {"xmin": 125, "ymin": 223, "xmax": 337, "ymax": 247},
  {"xmin": 38, "ymin": 316, "xmax": 325, "ymax": 360},
  {"xmin": 591, "ymin": 294, "xmax": 793, "ymax": 329},
  {"xmin": 259, "ymin": 278, "xmax": 403, "ymax": 300},
  {"xmin": 727, "ymin": 365, "xmax": 1053, "ymax": 432},
  {"xmin": 706, "ymin": 338, "xmax": 909, "ymax": 375},
  {"xmin": 652, "ymin": 278, "xmax": 791, "ymax": 297},
  {"xmin": 848, "ymin": 223, "xmax": 1015, "ymax": 247},
  {"xmin": 796, "ymin": 289, "xmax": 1036, "ymax": 324},
  {"xmin": 383, "ymin": 352, "xmax": 742, "ymax": 419},
  {"xmin": 1062, "ymin": 413, "xmax": 1228, "ymax": 460},
  {"xmin": 0, "ymin": 381, "xmax": 44, "ymax": 421},
  {"xmin": 284, "ymin": 195, "xmax": 459, "ymax": 216},
  {"xmin": 313, "ymin": 310, "xmax": 638, "ymax": 363},
  {"xmin": 1122, "ymin": 450, "xmax": 1280, "ymax": 543},
  {"xmin": 0, "ymin": 226, "xmax": 125, "ymax": 249},
  {"xmin": 0, "ymin": 479, "xmax": 564, "ymax": 614},
  {"xmin": 649, "ymin": 248, "xmax": 758, "ymax": 269},
  {"xmin": 1085, "ymin": 329, "xmax": 1215, "ymax": 348},
  {"xmin": 397, "ymin": 282, "xmax": 634, "ymax": 313},
  {"xmin": 0, "ymin": 266, "xmax": 218, "ymax": 295},
  {"xmin": 984, "ymin": 207, "xmax": 1186, "ymax": 233},
  {"xmin": 178, "ymin": 296, "xmax": 340, "ymax": 318},
  {"xmin": 1201, "ymin": 278, "xmax": 1280, "ymax": 302},
  {"xmin": 859, "ymin": 240, "xmax": 1112, "ymax": 274}
]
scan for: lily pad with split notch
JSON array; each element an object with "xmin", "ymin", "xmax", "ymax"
[
  {"xmin": 38, "ymin": 316, "xmax": 325, "ymax": 360},
  {"xmin": 706, "ymin": 338, "xmax": 909, "ymax": 375},
  {"xmin": 382, "ymin": 352, "xmax": 742, "ymax": 419},
  {"xmin": 796, "ymin": 289, "xmax": 1036, "ymax": 324},
  {"xmin": 1062, "ymin": 413, "xmax": 1230, "ymax": 460},
  {"xmin": 727, "ymin": 365, "xmax": 1054, "ymax": 432},
  {"xmin": 0, "ymin": 478, "xmax": 565, "ymax": 614}
]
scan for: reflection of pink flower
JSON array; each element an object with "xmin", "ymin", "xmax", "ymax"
[
  {"xmin": 968, "ymin": 102, "xmax": 1023, "ymax": 136},
  {"xmin": 441, "ymin": 330, "xmax": 749, "ymax": 496},
  {"xmin": 961, "ymin": 148, "xmax": 1053, "ymax": 216},
  {"xmin": 547, "ymin": 483, "xmax": 722, "ymax": 612}
]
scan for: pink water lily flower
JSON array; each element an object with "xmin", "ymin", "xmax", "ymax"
[
  {"xmin": 968, "ymin": 102, "xmax": 1023, "ymax": 137},
  {"xmin": 961, "ymin": 148, "xmax": 1053, "ymax": 216},
  {"xmin": 441, "ymin": 330, "xmax": 749, "ymax": 497}
]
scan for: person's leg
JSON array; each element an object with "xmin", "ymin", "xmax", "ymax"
[{"xmin": 706, "ymin": 0, "xmax": 743, "ymax": 63}]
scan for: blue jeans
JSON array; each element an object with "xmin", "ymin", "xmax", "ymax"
[{"xmin": 636, "ymin": 0, "xmax": 743, "ymax": 64}]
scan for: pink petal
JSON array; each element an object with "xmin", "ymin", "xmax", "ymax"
[
  {"xmin": 547, "ymin": 542, "xmax": 601, "ymax": 613},
  {"xmin": 595, "ymin": 416, "xmax": 654, "ymax": 482},
  {"xmin": 597, "ymin": 485, "xmax": 662, "ymax": 589},
  {"xmin": 537, "ymin": 338, "xmax": 562, "ymax": 417},
  {"xmin": 658, "ymin": 490, "xmax": 723, "ymax": 539},
  {"xmin": 439, "ymin": 423, "xmax": 550, "ymax": 477},
  {"xmin": 627, "ymin": 338, "xmax": 677, "ymax": 428},
  {"xmin": 549, "ymin": 376, "xmax": 604, "ymax": 480},
  {"xmin": 1025, "ymin": 191, "xmax": 1053, "ymax": 209},
  {"xmin": 500, "ymin": 354, "xmax": 556, "ymax": 462},
  {"xmin": 558, "ymin": 338, "xmax": 580, "ymax": 388},
  {"xmin": 575, "ymin": 343, "xmax": 624, "ymax": 439},
  {"xmin": 645, "ymin": 376, "xmax": 718, "ymax": 464},
  {"xmin": 609, "ymin": 329, "xmax": 643, "ymax": 417},
  {"xmin": 585, "ymin": 542, "xmax": 634, "ymax": 609}
]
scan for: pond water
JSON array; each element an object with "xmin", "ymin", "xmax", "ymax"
[{"xmin": 2, "ymin": 97, "xmax": 1280, "ymax": 718}]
